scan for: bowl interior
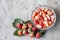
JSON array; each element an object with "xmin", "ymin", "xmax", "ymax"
[{"xmin": 31, "ymin": 6, "xmax": 56, "ymax": 30}]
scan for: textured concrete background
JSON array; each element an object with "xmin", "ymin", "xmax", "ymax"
[{"xmin": 0, "ymin": 0, "xmax": 60, "ymax": 40}]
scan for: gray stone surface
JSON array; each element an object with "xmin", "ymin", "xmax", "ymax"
[{"xmin": 0, "ymin": 0, "xmax": 60, "ymax": 40}]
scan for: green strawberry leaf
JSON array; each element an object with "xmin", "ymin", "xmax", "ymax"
[
  {"xmin": 14, "ymin": 29, "xmax": 20, "ymax": 36},
  {"xmin": 40, "ymin": 30, "xmax": 46, "ymax": 34},
  {"xmin": 40, "ymin": 30, "xmax": 46, "ymax": 36},
  {"xmin": 12, "ymin": 18, "xmax": 23, "ymax": 29},
  {"xmin": 25, "ymin": 20, "xmax": 32, "ymax": 24}
]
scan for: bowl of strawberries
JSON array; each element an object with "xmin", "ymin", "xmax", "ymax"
[{"xmin": 31, "ymin": 6, "xmax": 56, "ymax": 30}]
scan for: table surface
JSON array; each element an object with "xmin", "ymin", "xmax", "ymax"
[{"xmin": 0, "ymin": 0, "xmax": 60, "ymax": 40}]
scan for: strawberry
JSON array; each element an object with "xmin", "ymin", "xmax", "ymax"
[
  {"xmin": 18, "ymin": 30, "xmax": 22, "ymax": 36},
  {"xmin": 29, "ymin": 32, "xmax": 34, "ymax": 38},
  {"xmin": 22, "ymin": 24, "xmax": 27, "ymax": 30},
  {"xmin": 25, "ymin": 30, "xmax": 29, "ymax": 35},
  {"xmin": 36, "ymin": 32, "xmax": 41, "ymax": 39},
  {"xmin": 32, "ymin": 27, "xmax": 37, "ymax": 32},
  {"xmin": 34, "ymin": 20, "xmax": 39, "ymax": 24},
  {"xmin": 17, "ymin": 23, "xmax": 22, "ymax": 29},
  {"xmin": 28, "ymin": 28, "xmax": 32, "ymax": 33},
  {"xmin": 36, "ymin": 24, "xmax": 42, "ymax": 29},
  {"xmin": 22, "ymin": 30, "xmax": 26, "ymax": 35},
  {"xmin": 27, "ymin": 23, "xmax": 32, "ymax": 28}
]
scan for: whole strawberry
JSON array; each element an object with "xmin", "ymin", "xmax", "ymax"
[
  {"xmin": 18, "ymin": 30, "xmax": 22, "ymax": 36},
  {"xmin": 22, "ymin": 30, "xmax": 26, "ymax": 35},
  {"xmin": 17, "ymin": 23, "xmax": 22, "ymax": 29},
  {"xmin": 22, "ymin": 24, "xmax": 27, "ymax": 30},
  {"xmin": 29, "ymin": 32, "xmax": 34, "ymax": 38},
  {"xmin": 32, "ymin": 27, "xmax": 37, "ymax": 32},
  {"xmin": 27, "ymin": 23, "xmax": 32, "ymax": 28},
  {"xmin": 25, "ymin": 30, "xmax": 29, "ymax": 35},
  {"xmin": 36, "ymin": 32, "xmax": 41, "ymax": 39}
]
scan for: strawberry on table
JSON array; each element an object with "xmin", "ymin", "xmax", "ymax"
[
  {"xmin": 36, "ymin": 32, "xmax": 41, "ymax": 39},
  {"xmin": 28, "ymin": 28, "xmax": 32, "ymax": 33},
  {"xmin": 29, "ymin": 32, "xmax": 34, "ymax": 38},
  {"xmin": 22, "ymin": 24, "xmax": 27, "ymax": 30},
  {"xmin": 17, "ymin": 23, "xmax": 22, "ymax": 29},
  {"xmin": 22, "ymin": 30, "xmax": 26, "ymax": 35},
  {"xmin": 27, "ymin": 23, "xmax": 32, "ymax": 28},
  {"xmin": 25, "ymin": 30, "xmax": 29, "ymax": 35},
  {"xmin": 18, "ymin": 30, "xmax": 22, "ymax": 36},
  {"xmin": 32, "ymin": 27, "xmax": 37, "ymax": 32}
]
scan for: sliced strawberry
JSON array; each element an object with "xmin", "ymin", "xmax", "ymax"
[
  {"xmin": 41, "ymin": 23, "xmax": 46, "ymax": 29},
  {"xmin": 47, "ymin": 10, "xmax": 53, "ymax": 15},
  {"xmin": 46, "ymin": 14, "xmax": 51, "ymax": 20},
  {"xmin": 36, "ymin": 24, "xmax": 42, "ymax": 29},
  {"xmin": 34, "ymin": 20, "xmax": 39, "ymax": 24},
  {"xmin": 44, "ymin": 16, "xmax": 48, "ymax": 21},
  {"xmin": 48, "ymin": 21, "xmax": 52, "ymax": 26},
  {"xmin": 43, "ymin": 21, "xmax": 49, "ymax": 27},
  {"xmin": 51, "ymin": 15, "xmax": 55, "ymax": 22}
]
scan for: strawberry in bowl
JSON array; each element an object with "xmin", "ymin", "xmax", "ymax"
[{"xmin": 32, "ymin": 6, "xmax": 56, "ymax": 30}]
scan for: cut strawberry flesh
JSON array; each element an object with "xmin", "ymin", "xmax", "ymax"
[{"xmin": 32, "ymin": 7, "xmax": 55, "ymax": 29}]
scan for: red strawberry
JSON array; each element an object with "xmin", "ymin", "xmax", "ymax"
[
  {"xmin": 29, "ymin": 32, "xmax": 34, "ymax": 38},
  {"xmin": 18, "ymin": 30, "xmax": 22, "ymax": 36},
  {"xmin": 32, "ymin": 27, "xmax": 37, "ymax": 32},
  {"xmin": 25, "ymin": 31, "xmax": 29, "ymax": 35},
  {"xmin": 22, "ymin": 24, "xmax": 27, "ymax": 30},
  {"xmin": 34, "ymin": 20, "xmax": 39, "ymax": 24},
  {"xmin": 17, "ymin": 23, "xmax": 22, "ymax": 29},
  {"xmin": 36, "ymin": 32, "xmax": 41, "ymax": 39},
  {"xmin": 27, "ymin": 23, "xmax": 32, "ymax": 28}
]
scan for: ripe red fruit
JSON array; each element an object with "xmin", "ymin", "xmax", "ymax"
[
  {"xmin": 25, "ymin": 31, "xmax": 29, "ymax": 35},
  {"xmin": 22, "ymin": 24, "xmax": 27, "ymax": 30},
  {"xmin": 18, "ymin": 30, "xmax": 22, "ymax": 36},
  {"xmin": 29, "ymin": 32, "xmax": 34, "ymax": 38},
  {"xmin": 32, "ymin": 27, "xmax": 37, "ymax": 32},
  {"xmin": 36, "ymin": 32, "xmax": 41, "ymax": 39},
  {"xmin": 27, "ymin": 23, "xmax": 32, "ymax": 28},
  {"xmin": 17, "ymin": 23, "xmax": 22, "ymax": 29}
]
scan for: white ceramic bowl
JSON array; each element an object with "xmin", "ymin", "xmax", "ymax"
[{"xmin": 31, "ymin": 5, "xmax": 56, "ymax": 30}]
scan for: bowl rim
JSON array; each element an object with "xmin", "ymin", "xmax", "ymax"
[{"xmin": 31, "ymin": 5, "xmax": 56, "ymax": 30}]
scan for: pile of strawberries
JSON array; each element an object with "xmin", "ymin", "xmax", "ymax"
[{"xmin": 12, "ymin": 18, "xmax": 46, "ymax": 39}]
